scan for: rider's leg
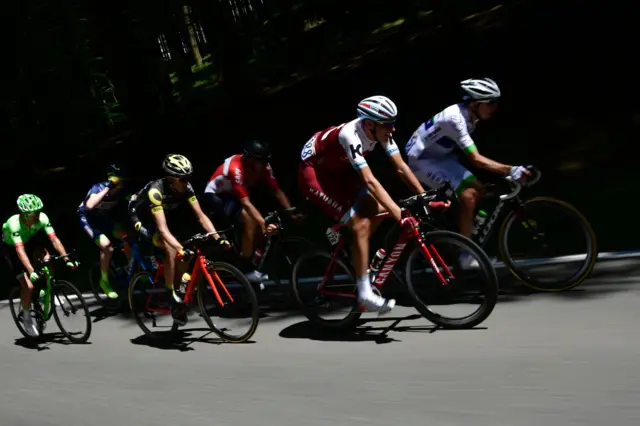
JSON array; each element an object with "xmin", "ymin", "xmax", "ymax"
[
  {"xmin": 458, "ymin": 187, "xmax": 480, "ymax": 238},
  {"xmin": 97, "ymin": 234, "xmax": 118, "ymax": 299},
  {"xmin": 153, "ymin": 233, "xmax": 179, "ymax": 300},
  {"xmin": 18, "ymin": 273, "xmax": 39, "ymax": 336},
  {"xmin": 239, "ymin": 209, "xmax": 267, "ymax": 283},
  {"xmin": 346, "ymin": 193, "xmax": 395, "ymax": 314}
]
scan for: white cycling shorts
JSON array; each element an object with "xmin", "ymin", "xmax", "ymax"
[{"xmin": 408, "ymin": 157, "xmax": 476, "ymax": 195}]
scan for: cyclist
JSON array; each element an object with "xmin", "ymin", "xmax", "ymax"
[
  {"xmin": 1, "ymin": 194, "xmax": 78, "ymax": 337},
  {"xmin": 405, "ymin": 78, "xmax": 530, "ymax": 267},
  {"xmin": 128, "ymin": 154, "xmax": 228, "ymax": 323},
  {"xmin": 77, "ymin": 164, "xmax": 132, "ymax": 299},
  {"xmin": 203, "ymin": 140, "xmax": 300, "ymax": 284},
  {"xmin": 299, "ymin": 95, "xmax": 447, "ymax": 314}
]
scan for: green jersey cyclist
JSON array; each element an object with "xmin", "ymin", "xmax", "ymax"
[
  {"xmin": 405, "ymin": 78, "xmax": 530, "ymax": 267},
  {"xmin": 1, "ymin": 194, "xmax": 78, "ymax": 337},
  {"xmin": 128, "ymin": 154, "xmax": 229, "ymax": 324}
]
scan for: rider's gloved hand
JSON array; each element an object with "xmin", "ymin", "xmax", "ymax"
[
  {"xmin": 214, "ymin": 238, "xmax": 231, "ymax": 249},
  {"xmin": 508, "ymin": 165, "xmax": 530, "ymax": 182},
  {"xmin": 29, "ymin": 271, "xmax": 40, "ymax": 283},
  {"xmin": 177, "ymin": 249, "xmax": 194, "ymax": 260},
  {"xmin": 65, "ymin": 260, "xmax": 80, "ymax": 270}
]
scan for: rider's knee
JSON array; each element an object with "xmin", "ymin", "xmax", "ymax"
[
  {"xmin": 98, "ymin": 237, "xmax": 113, "ymax": 253},
  {"xmin": 350, "ymin": 216, "xmax": 371, "ymax": 237},
  {"xmin": 458, "ymin": 188, "xmax": 480, "ymax": 209},
  {"xmin": 240, "ymin": 210, "xmax": 258, "ymax": 230}
]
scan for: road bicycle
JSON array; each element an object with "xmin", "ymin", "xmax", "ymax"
[
  {"xmin": 88, "ymin": 238, "xmax": 159, "ymax": 312},
  {"xmin": 9, "ymin": 253, "xmax": 92, "ymax": 343},
  {"xmin": 291, "ymin": 188, "xmax": 499, "ymax": 329},
  {"xmin": 128, "ymin": 231, "xmax": 259, "ymax": 342}
]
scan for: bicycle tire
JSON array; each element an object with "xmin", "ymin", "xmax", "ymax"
[
  {"xmin": 8, "ymin": 286, "xmax": 34, "ymax": 339},
  {"xmin": 291, "ymin": 249, "xmax": 361, "ymax": 329},
  {"xmin": 88, "ymin": 262, "xmax": 122, "ymax": 312},
  {"xmin": 197, "ymin": 261, "xmax": 259, "ymax": 343},
  {"xmin": 128, "ymin": 271, "xmax": 178, "ymax": 340},
  {"xmin": 498, "ymin": 197, "xmax": 597, "ymax": 292},
  {"xmin": 267, "ymin": 236, "xmax": 316, "ymax": 296},
  {"xmin": 51, "ymin": 280, "xmax": 92, "ymax": 343},
  {"xmin": 404, "ymin": 230, "xmax": 499, "ymax": 329}
]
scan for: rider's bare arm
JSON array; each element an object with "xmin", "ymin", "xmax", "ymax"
[
  {"xmin": 49, "ymin": 234, "xmax": 70, "ymax": 262},
  {"xmin": 84, "ymin": 187, "xmax": 110, "ymax": 210},
  {"xmin": 273, "ymin": 188, "xmax": 293, "ymax": 210},
  {"xmin": 388, "ymin": 152, "xmax": 425, "ymax": 194},
  {"xmin": 188, "ymin": 199, "xmax": 219, "ymax": 238},
  {"xmin": 357, "ymin": 166, "xmax": 402, "ymax": 222},
  {"xmin": 15, "ymin": 244, "xmax": 35, "ymax": 276},
  {"xmin": 152, "ymin": 209, "xmax": 183, "ymax": 252},
  {"xmin": 467, "ymin": 150, "xmax": 512, "ymax": 176},
  {"xmin": 239, "ymin": 197, "xmax": 267, "ymax": 231}
]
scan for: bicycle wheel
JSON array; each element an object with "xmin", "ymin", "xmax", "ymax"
[
  {"xmin": 498, "ymin": 197, "xmax": 597, "ymax": 292},
  {"xmin": 89, "ymin": 262, "xmax": 122, "ymax": 312},
  {"xmin": 404, "ymin": 230, "xmax": 498, "ymax": 329},
  {"xmin": 197, "ymin": 262, "xmax": 259, "ymax": 343},
  {"xmin": 128, "ymin": 271, "xmax": 178, "ymax": 340},
  {"xmin": 291, "ymin": 249, "xmax": 361, "ymax": 329},
  {"xmin": 267, "ymin": 236, "xmax": 316, "ymax": 297},
  {"xmin": 51, "ymin": 280, "xmax": 92, "ymax": 343}
]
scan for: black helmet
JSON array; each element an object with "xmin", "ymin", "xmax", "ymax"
[
  {"xmin": 107, "ymin": 164, "xmax": 127, "ymax": 178},
  {"xmin": 243, "ymin": 140, "xmax": 271, "ymax": 162}
]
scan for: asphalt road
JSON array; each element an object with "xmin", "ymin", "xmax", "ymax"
[{"xmin": 1, "ymin": 258, "xmax": 640, "ymax": 426}]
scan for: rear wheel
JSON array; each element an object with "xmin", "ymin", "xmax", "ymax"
[
  {"xmin": 405, "ymin": 230, "xmax": 498, "ymax": 329},
  {"xmin": 291, "ymin": 249, "xmax": 360, "ymax": 329},
  {"xmin": 197, "ymin": 262, "xmax": 259, "ymax": 343},
  {"xmin": 128, "ymin": 271, "xmax": 178, "ymax": 340},
  {"xmin": 498, "ymin": 197, "xmax": 597, "ymax": 292}
]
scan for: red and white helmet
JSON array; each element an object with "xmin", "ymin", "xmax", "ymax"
[{"xmin": 357, "ymin": 96, "xmax": 398, "ymax": 124}]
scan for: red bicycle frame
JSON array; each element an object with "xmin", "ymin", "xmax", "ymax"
[
  {"xmin": 143, "ymin": 248, "xmax": 234, "ymax": 314},
  {"xmin": 318, "ymin": 211, "xmax": 455, "ymax": 299}
]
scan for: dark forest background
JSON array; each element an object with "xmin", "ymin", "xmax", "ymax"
[{"xmin": 0, "ymin": 0, "xmax": 637, "ymax": 280}]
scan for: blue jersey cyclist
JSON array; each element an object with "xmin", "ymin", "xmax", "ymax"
[{"xmin": 77, "ymin": 164, "xmax": 132, "ymax": 299}]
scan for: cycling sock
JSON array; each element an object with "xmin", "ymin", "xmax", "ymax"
[
  {"xmin": 100, "ymin": 270, "xmax": 109, "ymax": 282},
  {"xmin": 166, "ymin": 281, "xmax": 174, "ymax": 291},
  {"xmin": 356, "ymin": 275, "xmax": 372, "ymax": 299}
]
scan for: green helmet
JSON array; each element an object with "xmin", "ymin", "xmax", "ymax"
[{"xmin": 17, "ymin": 194, "xmax": 43, "ymax": 213}]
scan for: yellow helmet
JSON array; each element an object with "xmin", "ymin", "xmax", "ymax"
[{"xmin": 162, "ymin": 154, "xmax": 193, "ymax": 177}]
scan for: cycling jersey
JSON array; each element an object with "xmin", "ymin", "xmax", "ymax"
[
  {"xmin": 298, "ymin": 118, "xmax": 399, "ymax": 223},
  {"xmin": 77, "ymin": 182, "xmax": 130, "ymax": 218},
  {"xmin": 301, "ymin": 118, "xmax": 400, "ymax": 173},
  {"xmin": 2, "ymin": 213, "xmax": 56, "ymax": 247},
  {"xmin": 404, "ymin": 104, "xmax": 479, "ymax": 193},
  {"xmin": 129, "ymin": 178, "xmax": 197, "ymax": 226},
  {"xmin": 204, "ymin": 154, "xmax": 279, "ymax": 199},
  {"xmin": 405, "ymin": 103, "xmax": 477, "ymax": 161}
]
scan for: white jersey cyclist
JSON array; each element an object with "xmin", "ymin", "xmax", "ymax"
[{"xmin": 405, "ymin": 103, "xmax": 478, "ymax": 194}]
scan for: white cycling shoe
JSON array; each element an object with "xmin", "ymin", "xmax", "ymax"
[
  {"xmin": 358, "ymin": 293, "xmax": 395, "ymax": 315},
  {"xmin": 22, "ymin": 311, "xmax": 39, "ymax": 337}
]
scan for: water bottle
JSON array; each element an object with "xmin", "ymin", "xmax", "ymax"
[
  {"xmin": 326, "ymin": 227, "xmax": 340, "ymax": 246},
  {"xmin": 148, "ymin": 256, "xmax": 158, "ymax": 272},
  {"xmin": 472, "ymin": 210, "xmax": 488, "ymax": 236},
  {"xmin": 369, "ymin": 248, "xmax": 387, "ymax": 273},
  {"xmin": 252, "ymin": 249, "xmax": 264, "ymax": 268},
  {"xmin": 179, "ymin": 272, "xmax": 191, "ymax": 294}
]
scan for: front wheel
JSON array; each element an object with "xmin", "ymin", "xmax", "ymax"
[
  {"xmin": 51, "ymin": 280, "xmax": 92, "ymax": 343},
  {"xmin": 498, "ymin": 197, "xmax": 597, "ymax": 292},
  {"xmin": 197, "ymin": 261, "xmax": 259, "ymax": 343},
  {"xmin": 404, "ymin": 230, "xmax": 498, "ymax": 329}
]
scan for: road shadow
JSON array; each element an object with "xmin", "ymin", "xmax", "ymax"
[
  {"xmin": 130, "ymin": 328, "xmax": 256, "ymax": 352},
  {"xmin": 279, "ymin": 313, "xmax": 487, "ymax": 344},
  {"xmin": 14, "ymin": 332, "xmax": 93, "ymax": 351}
]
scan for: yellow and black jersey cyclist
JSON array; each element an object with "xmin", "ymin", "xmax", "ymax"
[{"xmin": 128, "ymin": 154, "xmax": 228, "ymax": 322}]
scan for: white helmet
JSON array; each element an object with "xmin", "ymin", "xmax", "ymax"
[
  {"xmin": 461, "ymin": 78, "xmax": 501, "ymax": 101},
  {"xmin": 357, "ymin": 95, "xmax": 397, "ymax": 123}
]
